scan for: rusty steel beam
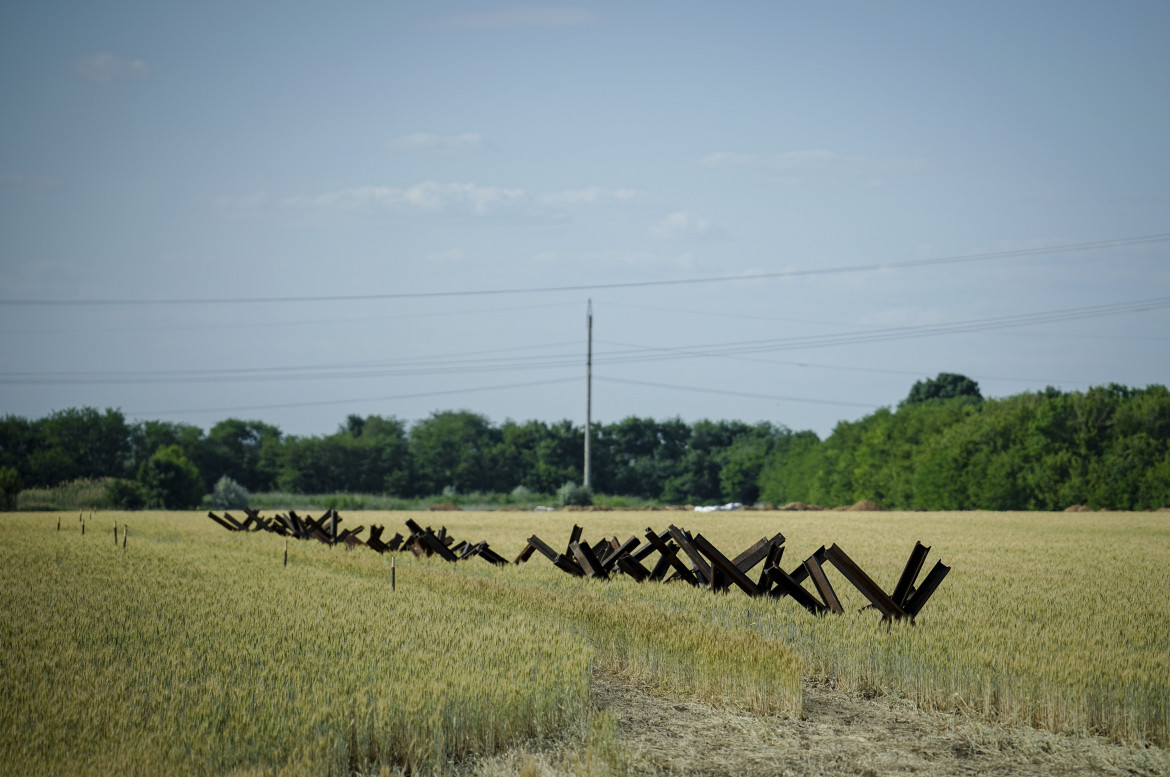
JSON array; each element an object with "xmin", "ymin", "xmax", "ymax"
[
  {"xmin": 600, "ymin": 536, "xmax": 641, "ymax": 570},
  {"xmin": 551, "ymin": 554, "xmax": 586, "ymax": 577},
  {"xmin": 757, "ymin": 543, "xmax": 785, "ymax": 593},
  {"xmin": 645, "ymin": 529, "xmax": 698, "ymax": 585},
  {"xmin": 513, "ymin": 542, "xmax": 537, "ymax": 564},
  {"xmin": 632, "ymin": 530, "xmax": 670, "ymax": 562},
  {"xmin": 569, "ymin": 540, "xmax": 608, "ymax": 579},
  {"xmin": 526, "ymin": 535, "xmax": 562, "ymax": 563},
  {"xmin": 731, "ymin": 537, "xmax": 769, "ymax": 573},
  {"xmin": 803, "ymin": 555, "xmax": 843, "ymax": 614},
  {"xmin": 648, "ymin": 543, "xmax": 677, "ymax": 581},
  {"xmin": 667, "ymin": 525, "xmax": 712, "ymax": 585},
  {"xmin": 892, "ymin": 541, "xmax": 930, "ymax": 607},
  {"xmin": 766, "ymin": 567, "xmax": 827, "ymax": 614},
  {"xmin": 824, "ymin": 544, "xmax": 908, "ymax": 620},
  {"xmin": 692, "ymin": 534, "xmax": 760, "ymax": 597},
  {"xmin": 902, "ymin": 560, "xmax": 951, "ymax": 619},
  {"xmin": 616, "ymin": 555, "xmax": 652, "ymax": 582},
  {"xmin": 564, "ymin": 524, "xmax": 583, "ymax": 557},
  {"xmin": 207, "ymin": 512, "xmax": 239, "ymax": 531},
  {"xmin": 421, "ymin": 530, "xmax": 459, "ymax": 562}
]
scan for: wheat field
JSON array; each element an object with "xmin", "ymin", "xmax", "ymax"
[{"xmin": 1, "ymin": 508, "xmax": 1166, "ymax": 775}]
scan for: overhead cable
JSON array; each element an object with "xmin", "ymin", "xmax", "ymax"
[{"xmin": 2, "ymin": 232, "xmax": 1166, "ymax": 306}]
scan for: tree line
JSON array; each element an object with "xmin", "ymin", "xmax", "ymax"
[{"xmin": 1, "ymin": 374, "xmax": 1167, "ymax": 510}]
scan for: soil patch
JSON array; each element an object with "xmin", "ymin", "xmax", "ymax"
[
  {"xmin": 587, "ymin": 676, "xmax": 1168, "ymax": 776},
  {"xmin": 462, "ymin": 674, "xmax": 1168, "ymax": 775}
]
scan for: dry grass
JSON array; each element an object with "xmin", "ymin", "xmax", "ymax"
[
  {"xmin": 0, "ymin": 510, "xmax": 803, "ymax": 776},
  {"xmin": 378, "ymin": 508, "xmax": 1170, "ymax": 747}
]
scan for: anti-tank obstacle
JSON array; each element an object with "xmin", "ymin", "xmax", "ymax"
[
  {"xmin": 516, "ymin": 524, "xmax": 949, "ymax": 621},
  {"xmin": 206, "ymin": 510, "xmax": 950, "ymax": 619},
  {"xmin": 206, "ymin": 509, "xmax": 507, "ymax": 566}
]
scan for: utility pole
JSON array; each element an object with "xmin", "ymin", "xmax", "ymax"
[{"xmin": 584, "ymin": 299, "xmax": 593, "ymax": 492}]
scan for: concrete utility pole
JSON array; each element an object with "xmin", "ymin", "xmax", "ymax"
[{"xmin": 584, "ymin": 299, "xmax": 593, "ymax": 492}]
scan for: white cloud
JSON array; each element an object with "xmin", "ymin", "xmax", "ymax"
[
  {"xmin": 75, "ymin": 52, "xmax": 149, "ymax": 82},
  {"xmin": 387, "ymin": 132, "xmax": 485, "ymax": 154},
  {"xmin": 285, "ymin": 182, "xmax": 525, "ymax": 215},
  {"xmin": 540, "ymin": 186, "xmax": 642, "ymax": 205},
  {"xmin": 651, "ymin": 211, "xmax": 729, "ymax": 241},
  {"xmin": 436, "ymin": 6, "xmax": 595, "ymax": 29}
]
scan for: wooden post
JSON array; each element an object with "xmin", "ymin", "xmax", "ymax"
[
  {"xmin": 114, "ymin": 522, "xmax": 118, "ymax": 545},
  {"xmin": 57, "ymin": 516, "xmax": 60, "ymax": 531},
  {"xmin": 391, "ymin": 556, "xmax": 396, "ymax": 592},
  {"xmin": 284, "ymin": 538, "xmax": 288, "ymax": 567},
  {"xmin": 122, "ymin": 527, "xmax": 126, "ymax": 548},
  {"xmin": 81, "ymin": 520, "xmax": 85, "ymax": 536}
]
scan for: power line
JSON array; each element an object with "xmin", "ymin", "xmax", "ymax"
[
  {"xmin": 0, "ymin": 302, "xmax": 570, "ymax": 336},
  {"xmin": 4, "ymin": 296, "xmax": 1165, "ymax": 386},
  {"xmin": 2, "ymin": 232, "xmax": 1166, "ymax": 306},
  {"xmin": 595, "ymin": 296, "xmax": 1170, "ymax": 363},
  {"xmin": 596, "ymin": 377, "xmax": 880, "ymax": 408},
  {"xmin": 125, "ymin": 377, "xmax": 582, "ymax": 417},
  {"xmin": 597, "ymin": 299, "xmax": 1170, "ymax": 340}
]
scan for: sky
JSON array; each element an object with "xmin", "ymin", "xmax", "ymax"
[{"xmin": 2, "ymin": 1, "xmax": 1169, "ymax": 441}]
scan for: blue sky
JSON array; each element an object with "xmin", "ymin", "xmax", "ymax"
[{"xmin": 2, "ymin": 1, "xmax": 1169, "ymax": 440}]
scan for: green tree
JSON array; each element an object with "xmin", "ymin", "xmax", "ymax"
[
  {"xmin": 206, "ymin": 419, "xmax": 282, "ymax": 492},
  {"xmin": 105, "ymin": 479, "xmax": 146, "ymax": 510},
  {"xmin": 408, "ymin": 411, "xmax": 499, "ymax": 495},
  {"xmin": 757, "ymin": 429, "xmax": 821, "ymax": 505},
  {"xmin": 0, "ymin": 466, "xmax": 21, "ymax": 510},
  {"xmin": 27, "ymin": 407, "xmax": 130, "ymax": 487},
  {"xmin": 139, "ymin": 445, "xmax": 205, "ymax": 509},
  {"xmin": 900, "ymin": 372, "xmax": 982, "ymax": 407}
]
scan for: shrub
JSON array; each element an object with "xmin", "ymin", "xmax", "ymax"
[
  {"xmin": 204, "ymin": 475, "xmax": 249, "ymax": 510},
  {"xmin": 0, "ymin": 466, "xmax": 21, "ymax": 510},
  {"xmin": 557, "ymin": 481, "xmax": 592, "ymax": 507},
  {"xmin": 105, "ymin": 479, "xmax": 147, "ymax": 510},
  {"xmin": 139, "ymin": 445, "xmax": 205, "ymax": 509}
]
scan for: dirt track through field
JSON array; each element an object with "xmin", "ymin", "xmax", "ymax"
[{"xmin": 588, "ymin": 675, "xmax": 1169, "ymax": 777}]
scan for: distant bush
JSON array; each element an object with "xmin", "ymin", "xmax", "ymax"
[
  {"xmin": 204, "ymin": 475, "xmax": 249, "ymax": 510},
  {"xmin": 557, "ymin": 481, "xmax": 592, "ymax": 508},
  {"xmin": 106, "ymin": 479, "xmax": 147, "ymax": 510},
  {"xmin": 139, "ymin": 445, "xmax": 204, "ymax": 510},
  {"xmin": 17, "ymin": 477, "xmax": 116, "ymax": 511},
  {"xmin": 0, "ymin": 466, "xmax": 21, "ymax": 510}
]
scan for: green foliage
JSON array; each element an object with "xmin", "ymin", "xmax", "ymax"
[
  {"xmin": 17, "ymin": 478, "xmax": 116, "ymax": 511},
  {"xmin": 5, "ymin": 382, "xmax": 1167, "ymax": 510},
  {"xmin": 557, "ymin": 480, "xmax": 593, "ymax": 507},
  {"xmin": 139, "ymin": 445, "xmax": 205, "ymax": 509},
  {"xmin": 105, "ymin": 478, "xmax": 147, "ymax": 510},
  {"xmin": 0, "ymin": 466, "xmax": 20, "ymax": 510},
  {"xmin": 408, "ymin": 410, "xmax": 498, "ymax": 495},
  {"xmin": 204, "ymin": 474, "xmax": 249, "ymax": 510},
  {"xmin": 900, "ymin": 372, "xmax": 983, "ymax": 407},
  {"xmin": 759, "ymin": 384, "xmax": 1170, "ymax": 510}
]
